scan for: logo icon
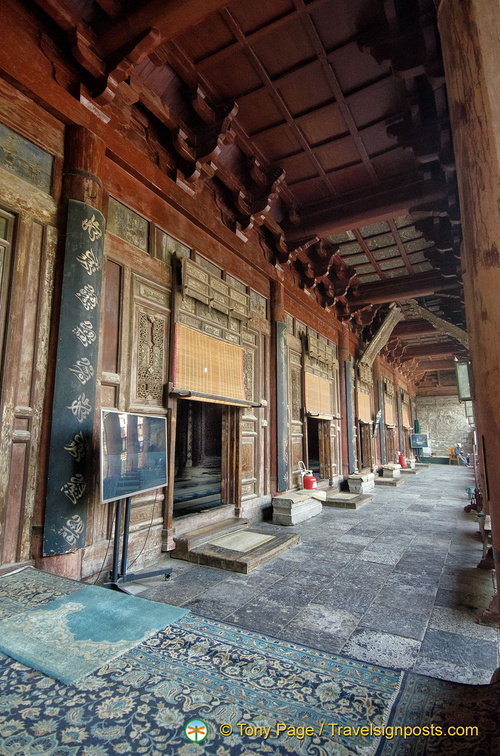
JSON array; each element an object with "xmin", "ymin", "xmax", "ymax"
[{"xmin": 185, "ymin": 719, "xmax": 208, "ymax": 742}]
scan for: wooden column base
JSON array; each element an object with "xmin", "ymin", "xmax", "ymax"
[{"xmin": 35, "ymin": 550, "xmax": 83, "ymax": 580}]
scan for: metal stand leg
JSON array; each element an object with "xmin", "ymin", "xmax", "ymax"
[{"xmin": 103, "ymin": 496, "xmax": 171, "ymax": 592}]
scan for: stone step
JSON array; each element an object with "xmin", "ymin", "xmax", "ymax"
[
  {"xmin": 179, "ymin": 530, "xmax": 300, "ymax": 574},
  {"xmin": 400, "ymin": 468, "xmax": 421, "ymax": 475},
  {"xmin": 172, "ymin": 518, "xmax": 249, "ymax": 558},
  {"xmin": 375, "ymin": 477, "xmax": 405, "ymax": 487},
  {"xmin": 323, "ymin": 491, "xmax": 372, "ymax": 509}
]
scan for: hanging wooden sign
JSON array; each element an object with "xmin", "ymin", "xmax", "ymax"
[{"xmin": 43, "ymin": 200, "xmax": 104, "ymax": 556}]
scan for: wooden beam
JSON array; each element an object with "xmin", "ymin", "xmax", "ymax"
[
  {"xmin": 392, "ymin": 320, "xmax": 439, "ymax": 337},
  {"xmin": 401, "ymin": 342, "xmax": 464, "ymax": 359},
  {"xmin": 284, "ymin": 177, "xmax": 448, "ymax": 242},
  {"xmin": 416, "ymin": 385, "xmax": 458, "ymax": 396},
  {"xmin": 349, "ymin": 272, "xmax": 459, "ymax": 307},
  {"xmin": 97, "ymin": 0, "xmax": 232, "ymax": 58},
  {"xmin": 414, "ymin": 358, "xmax": 457, "ymax": 372}
]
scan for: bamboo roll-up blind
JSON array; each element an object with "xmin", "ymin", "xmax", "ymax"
[
  {"xmin": 356, "ymin": 391, "xmax": 372, "ymax": 422},
  {"xmin": 384, "ymin": 402, "xmax": 395, "ymax": 426},
  {"xmin": 174, "ymin": 324, "xmax": 245, "ymax": 401},
  {"xmin": 305, "ymin": 372, "xmax": 332, "ymax": 415}
]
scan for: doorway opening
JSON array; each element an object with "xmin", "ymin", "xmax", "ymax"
[
  {"xmin": 307, "ymin": 416, "xmax": 321, "ymax": 476},
  {"xmin": 174, "ymin": 399, "xmax": 224, "ymax": 517},
  {"xmin": 306, "ymin": 416, "xmax": 333, "ymax": 483}
]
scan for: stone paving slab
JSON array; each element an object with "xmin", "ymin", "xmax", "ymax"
[{"xmin": 138, "ymin": 465, "xmax": 498, "ymax": 686}]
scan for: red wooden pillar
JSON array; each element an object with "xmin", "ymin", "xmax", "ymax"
[{"xmin": 438, "ymin": 0, "xmax": 500, "ymax": 624}]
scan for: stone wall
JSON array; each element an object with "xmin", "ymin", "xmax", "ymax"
[{"xmin": 415, "ymin": 396, "xmax": 473, "ymax": 456}]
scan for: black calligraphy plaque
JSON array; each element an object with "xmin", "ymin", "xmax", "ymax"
[{"xmin": 43, "ymin": 200, "xmax": 104, "ymax": 556}]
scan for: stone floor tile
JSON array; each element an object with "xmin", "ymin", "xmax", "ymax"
[
  {"xmin": 342, "ymin": 628, "xmax": 421, "ymax": 670},
  {"xmin": 428, "ymin": 605, "xmax": 499, "ymax": 641},
  {"xmin": 420, "ymin": 628, "xmax": 498, "ymax": 669},
  {"xmin": 277, "ymin": 625, "xmax": 347, "ymax": 654},
  {"xmin": 315, "ymin": 584, "xmax": 376, "ymax": 614},
  {"xmin": 372, "ymin": 585, "xmax": 436, "ymax": 613},
  {"xmin": 412, "ymin": 657, "xmax": 494, "ymax": 685},
  {"xmin": 357, "ymin": 551, "xmax": 403, "ymax": 566},
  {"xmin": 359, "ymin": 603, "xmax": 430, "ymax": 641},
  {"xmin": 225, "ymin": 598, "xmax": 301, "ymax": 635},
  {"xmin": 434, "ymin": 587, "xmax": 493, "ymax": 611},
  {"xmin": 283, "ymin": 603, "xmax": 361, "ymax": 643},
  {"xmin": 142, "ymin": 466, "xmax": 493, "ymax": 686}
]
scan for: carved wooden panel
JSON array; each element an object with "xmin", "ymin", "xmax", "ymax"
[
  {"xmin": 90, "ymin": 246, "xmax": 171, "ymax": 572},
  {"xmin": 182, "ymin": 258, "xmax": 249, "ymax": 322},
  {"xmin": 155, "ymin": 228, "xmax": 191, "ymax": 262},
  {"xmin": 385, "ymin": 427, "xmax": 397, "ymax": 463},
  {"xmin": 240, "ymin": 325, "xmax": 261, "ymax": 500},
  {"xmin": 137, "ymin": 311, "xmax": 166, "ymax": 402},
  {"xmin": 0, "ymin": 122, "xmax": 53, "ymax": 194},
  {"xmin": 330, "ymin": 419, "xmax": 342, "ymax": 479},
  {"xmin": 107, "ymin": 197, "xmax": 149, "ymax": 252}
]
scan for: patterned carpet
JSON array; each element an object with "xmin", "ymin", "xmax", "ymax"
[
  {"xmin": 0, "ymin": 568, "xmax": 498, "ymax": 755},
  {"xmin": 0, "ymin": 579, "xmax": 187, "ymax": 684},
  {"xmin": 0, "ymin": 568, "xmax": 402, "ymax": 755}
]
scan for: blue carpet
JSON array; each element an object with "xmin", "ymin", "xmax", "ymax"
[
  {"xmin": 1, "ymin": 569, "xmax": 496, "ymax": 755},
  {"xmin": 0, "ymin": 572, "xmax": 188, "ymax": 684},
  {"xmin": 0, "ymin": 611, "xmax": 402, "ymax": 755}
]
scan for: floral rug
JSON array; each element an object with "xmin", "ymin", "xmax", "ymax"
[
  {"xmin": 0, "ymin": 569, "xmax": 404, "ymax": 755},
  {"xmin": 0, "ymin": 568, "xmax": 188, "ymax": 684}
]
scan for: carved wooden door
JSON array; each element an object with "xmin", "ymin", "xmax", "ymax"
[
  {"xmin": 359, "ymin": 421, "xmax": 373, "ymax": 470},
  {"xmin": 385, "ymin": 427, "xmax": 397, "ymax": 463},
  {"xmin": 0, "ymin": 203, "xmax": 58, "ymax": 568},
  {"xmin": 319, "ymin": 420, "xmax": 333, "ymax": 482}
]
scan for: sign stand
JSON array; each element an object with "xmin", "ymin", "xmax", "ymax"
[{"xmin": 103, "ymin": 497, "xmax": 172, "ymax": 593}]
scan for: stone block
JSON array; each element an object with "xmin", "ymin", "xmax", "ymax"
[
  {"xmin": 272, "ymin": 494, "xmax": 322, "ymax": 526},
  {"xmin": 382, "ymin": 464, "xmax": 401, "ymax": 478},
  {"xmin": 347, "ymin": 472, "xmax": 375, "ymax": 494}
]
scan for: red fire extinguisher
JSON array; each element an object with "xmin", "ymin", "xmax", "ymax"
[
  {"xmin": 303, "ymin": 471, "xmax": 318, "ymax": 489},
  {"xmin": 398, "ymin": 452, "xmax": 407, "ymax": 468}
]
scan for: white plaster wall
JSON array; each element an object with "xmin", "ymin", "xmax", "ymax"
[{"xmin": 415, "ymin": 395, "xmax": 473, "ymax": 456}]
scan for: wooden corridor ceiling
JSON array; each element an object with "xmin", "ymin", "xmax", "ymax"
[{"xmin": 29, "ymin": 0, "xmax": 467, "ymax": 384}]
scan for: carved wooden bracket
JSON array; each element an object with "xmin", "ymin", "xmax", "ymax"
[{"xmin": 357, "ymin": 303, "xmax": 403, "ymax": 368}]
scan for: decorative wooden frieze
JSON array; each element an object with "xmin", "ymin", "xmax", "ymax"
[
  {"xmin": 43, "ymin": 200, "xmax": 104, "ymax": 556},
  {"xmin": 357, "ymin": 361, "xmax": 373, "ymax": 390}
]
